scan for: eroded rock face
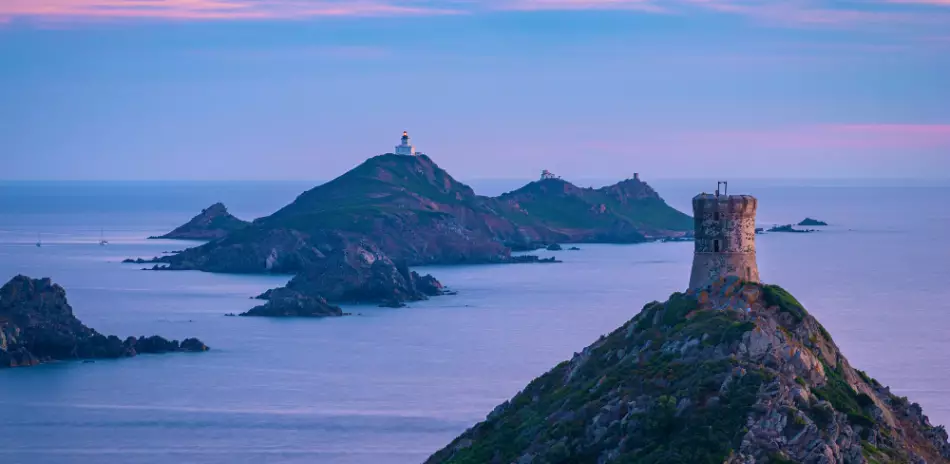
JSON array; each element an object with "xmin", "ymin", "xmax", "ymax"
[
  {"xmin": 0, "ymin": 276, "xmax": 209, "ymax": 369},
  {"xmin": 427, "ymin": 278, "xmax": 950, "ymax": 464},
  {"xmin": 277, "ymin": 240, "xmax": 446, "ymax": 309},
  {"xmin": 150, "ymin": 202, "xmax": 249, "ymax": 240}
]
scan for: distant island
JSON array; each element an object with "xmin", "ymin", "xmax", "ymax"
[
  {"xmin": 799, "ymin": 217, "xmax": 829, "ymax": 226},
  {"xmin": 0, "ymin": 275, "xmax": 208, "ymax": 368},
  {"xmin": 427, "ymin": 278, "xmax": 950, "ymax": 463},
  {"xmin": 149, "ymin": 202, "xmax": 249, "ymax": 240},
  {"xmin": 768, "ymin": 224, "xmax": 819, "ymax": 233},
  {"xmin": 129, "ymin": 150, "xmax": 691, "ymax": 316}
]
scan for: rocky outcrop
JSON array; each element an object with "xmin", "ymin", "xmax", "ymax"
[
  {"xmin": 231, "ymin": 236, "xmax": 446, "ymax": 317},
  {"xmin": 0, "ymin": 276, "xmax": 208, "ymax": 369},
  {"xmin": 768, "ymin": 224, "xmax": 818, "ymax": 233},
  {"xmin": 150, "ymin": 203, "xmax": 249, "ymax": 240},
  {"xmin": 427, "ymin": 278, "xmax": 950, "ymax": 464},
  {"xmin": 241, "ymin": 288, "xmax": 343, "ymax": 318},
  {"xmin": 277, "ymin": 240, "xmax": 446, "ymax": 308},
  {"xmin": 799, "ymin": 218, "xmax": 829, "ymax": 226}
]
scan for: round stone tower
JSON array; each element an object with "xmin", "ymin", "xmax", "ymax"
[{"xmin": 688, "ymin": 186, "xmax": 759, "ymax": 289}]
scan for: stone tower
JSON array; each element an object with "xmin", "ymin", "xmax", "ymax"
[{"xmin": 688, "ymin": 183, "xmax": 759, "ymax": 289}]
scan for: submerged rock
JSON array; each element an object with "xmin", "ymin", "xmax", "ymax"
[
  {"xmin": 427, "ymin": 278, "xmax": 950, "ymax": 464},
  {"xmin": 0, "ymin": 275, "xmax": 209, "ymax": 369}
]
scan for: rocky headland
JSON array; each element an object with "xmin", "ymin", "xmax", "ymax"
[
  {"xmin": 149, "ymin": 202, "xmax": 249, "ymax": 240},
  {"xmin": 0, "ymin": 275, "xmax": 208, "ymax": 368},
  {"xmin": 428, "ymin": 278, "xmax": 950, "ymax": 464},
  {"xmin": 130, "ymin": 154, "xmax": 688, "ymax": 315}
]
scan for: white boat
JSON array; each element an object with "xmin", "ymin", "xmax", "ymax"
[{"xmin": 99, "ymin": 228, "xmax": 109, "ymax": 246}]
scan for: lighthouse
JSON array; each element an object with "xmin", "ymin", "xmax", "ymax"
[
  {"xmin": 688, "ymin": 182, "xmax": 759, "ymax": 289},
  {"xmin": 395, "ymin": 131, "xmax": 416, "ymax": 156}
]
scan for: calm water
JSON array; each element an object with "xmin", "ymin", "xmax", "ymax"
[{"xmin": 0, "ymin": 180, "xmax": 948, "ymax": 464}]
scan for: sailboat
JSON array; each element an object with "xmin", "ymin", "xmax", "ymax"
[
  {"xmin": 99, "ymin": 228, "xmax": 109, "ymax": 246},
  {"xmin": 35, "ymin": 232, "xmax": 42, "ymax": 248}
]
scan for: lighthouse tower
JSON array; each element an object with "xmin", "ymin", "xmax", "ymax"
[
  {"xmin": 395, "ymin": 131, "xmax": 416, "ymax": 156},
  {"xmin": 688, "ymin": 182, "xmax": 759, "ymax": 289}
]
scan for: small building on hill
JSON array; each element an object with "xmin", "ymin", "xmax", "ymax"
[{"xmin": 395, "ymin": 131, "xmax": 416, "ymax": 156}]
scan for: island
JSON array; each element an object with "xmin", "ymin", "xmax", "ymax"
[
  {"xmin": 768, "ymin": 224, "xmax": 818, "ymax": 233},
  {"xmin": 149, "ymin": 202, "xmax": 249, "ymax": 240},
  {"xmin": 799, "ymin": 217, "xmax": 829, "ymax": 226},
  {"xmin": 427, "ymin": 277, "xmax": 950, "ymax": 464},
  {"xmin": 0, "ymin": 275, "xmax": 208, "ymax": 368},
  {"xmin": 128, "ymin": 153, "xmax": 691, "ymax": 316}
]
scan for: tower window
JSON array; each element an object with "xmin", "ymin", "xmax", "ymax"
[
  {"xmin": 747, "ymin": 267, "xmax": 752, "ymax": 280},
  {"xmin": 714, "ymin": 212, "xmax": 720, "ymax": 221},
  {"xmin": 714, "ymin": 240, "xmax": 720, "ymax": 252}
]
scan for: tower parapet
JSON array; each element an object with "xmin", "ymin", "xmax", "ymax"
[{"xmin": 688, "ymin": 185, "xmax": 759, "ymax": 289}]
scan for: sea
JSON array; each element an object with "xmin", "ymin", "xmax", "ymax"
[{"xmin": 0, "ymin": 179, "xmax": 948, "ymax": 464}]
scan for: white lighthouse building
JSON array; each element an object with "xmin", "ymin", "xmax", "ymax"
[{"xmin": 395, "ymin": 131, "xmax": 416, "ymax": 156}]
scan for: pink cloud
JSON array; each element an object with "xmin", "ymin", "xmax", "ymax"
[
  {"xmin": 2, "ymin": 0, "xmax": 949, "ymax": 27},
  {"xmin": 0, "ymin": 0, "xmax": 463, "ymax": 22},
  {"xmin": 499, "ymin": 0, "xmax": 666, "ymax": 13},
  {"xmin": 585, "ymin": 124, "xmax": 950, "ymax": 158},
  {"xmin": 699, "ymin": 124, "xmax": 950, "ymax": 151},
  {"xmin": 885, "ymin": 0, "xmax": 950, "ymax": 5}
]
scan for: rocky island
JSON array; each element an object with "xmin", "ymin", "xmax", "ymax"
[
  {"xmin": 768, "ymin": 224, "xmax": 818, "ymax": 233},
  {"xmin": 799, "ymin": 218, "xmax": 829, "ymax": 227},
  {"xmin": 427, "ymin": 278, "xmax": 950, "ymax": 464},
  {"xmin": 130, "ymin": 152, "xmax": 690, "ymax": 316},
  {"xmin": 149, "ymin": 202, "xmax": 249, "ymax": 240},
  {"xmin": 0, "ymin": 275, "xmax": 208, "ymax": 368}
]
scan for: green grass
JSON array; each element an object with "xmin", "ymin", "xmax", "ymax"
[{"xmin": 762, "ymin": 285, "xmax": 808, "ymax": 323}]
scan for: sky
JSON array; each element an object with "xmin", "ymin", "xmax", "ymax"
[{"xmin": 1, "ymin": 0, "xmax": 949, "ymax": 181}]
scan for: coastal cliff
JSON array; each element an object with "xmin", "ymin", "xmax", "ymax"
[
  {"xmin": 0, "ymin": 275, "xmax": 208, "ymax": 368},
  {"xmin": 149, "ymin": 202, "xmax": 249, "ymax": 240},
  {"xmin": 427, "ymin": 278, "xmax": 950, "ymax": 464}
]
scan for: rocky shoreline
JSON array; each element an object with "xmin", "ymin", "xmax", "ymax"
[{"xmin": 0, "ymin": 276, "xmax": 208, "ymax": 369}]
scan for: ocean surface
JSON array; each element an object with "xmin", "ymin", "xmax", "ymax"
[{"xmin": 1, "ymin": 179, "xmax": 949, "ymax": 464}]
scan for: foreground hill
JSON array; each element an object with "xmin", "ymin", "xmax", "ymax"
[
  {"xmin": 428, "ymin": 278, "xmax": 950, "ymax": 464},
  {"xmin": 0, "ymin": 276, "xmax": 208, "ymax": 368}
]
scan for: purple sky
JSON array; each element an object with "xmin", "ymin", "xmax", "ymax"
[{"xmin": 2, "ymin": 1, "xmax": 949, "ymax": 181}]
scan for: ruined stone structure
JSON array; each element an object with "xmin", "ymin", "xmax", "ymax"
[{"xmin": 688, "ymin": 186, "xmax": 759, "ymax": 289}]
